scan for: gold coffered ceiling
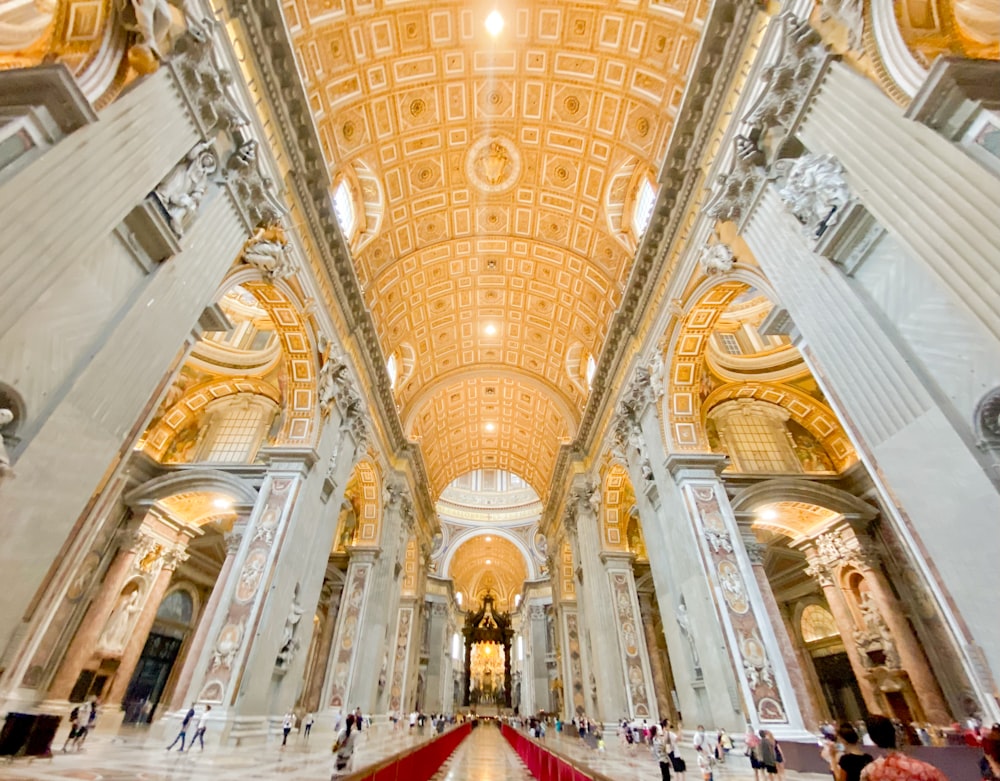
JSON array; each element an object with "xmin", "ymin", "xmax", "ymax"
[{"xmin": 286, "ymin": 0, "xmax": 707, "ymax": 498}]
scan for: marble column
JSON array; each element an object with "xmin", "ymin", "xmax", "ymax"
[
  {"xmin": 566, "ymin": 486, "xmax": 625, "ymax": 725},
  {"xmin": 557, "ymin": 603, "xmax": 586, "ymax": 721},
  {"xmin": 806, "ymin": 526, "xmax": 951, "ymax": 724},
  {"xmin": 638, "ymin": 592, "xmax": 678, "ymax": 725},
  {"xmin": 741, "ymin": 182, "xmax": 1000, "ymax": 719},
  {"xmin": 170, "ymin": 528, "xmax": 244, "ymax": 710},
  {"xmin": 800, "ymin": 555, "xmax": 882, "ymax": 715},
  {"xmin": 602, "ymin": 552, "xmax": 658, "ymax": 723},
  {"xmin": 345, "ymin": 481, "xmax": 413, "ymax": 715},
  {"xmin": 742, "ymin": 536, "xmax": 822, "ymax": 730},
  {"xmin": 527, "ymin": 603, "xmax": 550, "ymax": 715},
  {"xmin": 47, "ymin": 523, "xmax": 190, "ymax": 703},
  {"xmin": 667, "ymin": 455, "xmax": 808, "ymax": 737},
  {"xmin": 106, "ymin": 546, "xmax": 189, "ymax": 706},
  {"xmin": 385, "ymin": 598, "xmax": 417, "ymax": 716},
  {"xmin": 323, "ymin": 550, "xmax": 376, "ymax": 715},
  {"xmin": 180, "ymin": 458, "xmax": 314, "ymax": 732},
  {"xmin": 422, "ymin": 600, "xmax": 449, "ymax": 714},
  {"xmin": 799, "ymin": 61, "xmax": 1000, "ymax": 343},
  {"xmin": 300, "ymin": 569, "xmax": 343, "ymax": 713}
]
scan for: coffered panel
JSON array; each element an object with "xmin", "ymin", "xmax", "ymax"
[{"xmin": 287, "ymin": 0, "xmax": 704, "ymax": 495}]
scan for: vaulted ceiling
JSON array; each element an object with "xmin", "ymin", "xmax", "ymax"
[{"xmin": 286, "ymin": 0, "xmax": 708, "ymax": 498}]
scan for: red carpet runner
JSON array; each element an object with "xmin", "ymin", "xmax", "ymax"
[
  {"xmin": 501, "ymin": 723, "xmax": 605, "ymax": 781},
  {"xmin": 345, "ymin": 721, "xmax": 472, "ymax": 781}
]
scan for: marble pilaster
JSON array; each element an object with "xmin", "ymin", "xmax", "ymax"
[
  {"xmin": 667, "ymin": 455, "xmax": 808, "ymax": 737},
  {"xmin": 742, "ymin": 536, "xmax": 822, "ymax": 730},
  {"xmin": 638, "ymin": 592, "xmax": 678, "ymax": 725},
  {"xmin": 601, "ymin": 552, "xmax": 658, "ymax": 723},
  {"xmin": 323, "ymin": 550, "xmax": 376, "ymax": 714},
  {"xmin": 170, "ymin": 528, "xmax": 245, "ymax": 710},
  {"xmin": 741, "ymin": 183, "xmax": 1000, "ymax": 719},
  {"xmin": 568, "ymin": 481, "xmax": 630, "ymax": 725},
  {"xmin": 422, "ymin": 600, "xmax": 449, "ymax": 714}
]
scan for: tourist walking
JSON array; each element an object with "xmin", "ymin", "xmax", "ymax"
[
  {"xmin": 281, "ymin": 710, "xmax": 296, "ymax": 746},
  {"xmin": 304, "ymin": 712, "xmax": 315, "ymax": 739},
  {"xmin": 192, "ymin": 705, "xmax": 211, "ymax": 751},
  {"xmin": 167, "ymin": 704, "xmax": 196, "ymax": 751},
  {"xmin": 652, "ymin": 725, "xmax": 672, "ymax": 781},
  {"xmin": 332, "ymin": 713, "xmax": 358, "ymax": 778}
]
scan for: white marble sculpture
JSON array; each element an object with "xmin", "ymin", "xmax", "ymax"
[
  {"xmin": 778, "ymin": 153, "xmax": 852, "ymax": 237},
  {"xmin": 243, "ymin": 224, "xmax": 296, "ymax": 280},
  {"xmin": 275, "ymin": 587, "xmax": 304, "ymax": 672},
  {"xmin": 154, "ymin": 141, "xmax": 218, "ymax": 236},
  {"xmin": 0, "ymin": 408, "xmax": 14, "ymax": 480},
  {"xmin": 98, "ymin": 589, "xmax": 142, "ymax": 655},
  {"xmin": 119, "ymin": 0, "xmax": 207, "ymax": 70},
  {"xmin": 699, "ymin": 242, "xmax": 735, "ymax": 276}
]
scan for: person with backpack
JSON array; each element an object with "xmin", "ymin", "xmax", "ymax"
[{"xmin": 331, "ymin": 713, "xmax": 358, "ymax": 778}]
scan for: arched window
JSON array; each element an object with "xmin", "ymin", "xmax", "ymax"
[
  {"xmin": 199, "ymin": 394, "xmax": 278, "ymax": 463},
  {"xmin": 333, "ymin": 179, "xmax": 356, "ymax": 238},
  {"xmin": 632, "ymin": 176, "xmax": 657, "ymax": 239},
  {"xmin": 386, "ymin": 353, "xmax": 398, "ymax": 389},
  {"xmin": 585, "ymin": 354, "xmax": 597, "ymax": 388},
  {"xmin": 800, "ymin": 604, "xmax": 839, "ymax": 643},
  {"xmin": 708, "ymin": 399, "xmax": 798, "ymax": 473}
]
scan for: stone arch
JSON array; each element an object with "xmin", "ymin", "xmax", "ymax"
[
  {"xmin": 141, "ymin": 379, "xmax": 281, "ymax": 462},
  {"xmin": 344, "ymin": 459, "xmax": 383, "ymax": 547},
  {"xmin": 600, "ymin": 464, "xmax": 636, "ymax": 553},
  {"xmin": 729, "ymin": 478, "xmax": 877, "ymax": 541},
  {"xmin": 701, "ymin": 382, "xmax": 857, "ymax": 472},
  {"xmin": 439, "ymin": 527, "xmax": 539, "ymax": 583}
]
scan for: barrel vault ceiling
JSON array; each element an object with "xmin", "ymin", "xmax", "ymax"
[{"xmin": 285, "ymin": 0, "xmax": 708, "ymax": 499}]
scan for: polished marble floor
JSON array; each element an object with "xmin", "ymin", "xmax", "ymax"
[{"xmin": 0, "ymin": 721, "xmax": 832, "ymax": 781}]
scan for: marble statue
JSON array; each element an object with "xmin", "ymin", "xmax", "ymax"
[
  {"xmin": 243, "ymin": 224, "xmax": 296, "ymax": 280},
  {"xmin": 337, "ymin": 497, "xmax": 358, "ymax": 549},
  {"xmin": 154, "ymin": 141, "xmax": 218, "ymax": 236},
  {"xmin": 778, "ymin": 153, "xmax": 852, "ymax": 237},
  {"xmin": 676, "ymin": 598, "xmax": 703, "ymax": 676},
  {"xmin": 647, "ymin": 351, "xmax": 665, "ymax": 399},
  {"xmin": 98, "ymin": 588, "xmax": 142, "ymax": 655},
  {"xmin": 275, "ymin": 586, "xmax": 304, "ymax": 672},
  {"xmin": 0, "ymin": 408, "xmax": 14, "ymax": 480},
  {"xmin": 317, "ymin": 347, "xmax": 349, "ymax": 414},
  {"xmin": 819, "ymin": 0, "xmax": 864, "ymax": 49},
  {"xmin": 119, "ymin": 0, "xmax": 207, "ymax": 73},
  {"xmin": 699, "ymin": 242, "xmax": 735, "ymax": 276}
]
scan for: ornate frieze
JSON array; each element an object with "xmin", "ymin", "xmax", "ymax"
[
  {"xmin": 743, "ymin": 14, "xmax": 828, "ymax": 131},
  {"xmin": 704, "ymin": 135, "xmax": 767, "ymax": 224},
  {"xmin": 328, "ymin": 560, "xmax": 371, "ymax": 709},
  {"xmin": 812, "ymin": 527, "xmax": 880, "ymax": 572}
]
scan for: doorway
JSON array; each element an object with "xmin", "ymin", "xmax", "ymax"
[{"xmin": 122, "ymin": 633, "xmax": 182, "ymax": 723}]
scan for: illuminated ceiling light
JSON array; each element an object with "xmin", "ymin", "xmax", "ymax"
[
  {"xmin": 484, "ymin": 323, "xmax": 498, "ymax": 336},
  {"xmin": 485, "ymin": 10, "xmax": 504, "ymax": 37},
  {"xmin": 485, "ymin": 559, "xmax": 492, "ymax": 565},
  {"xmin": 485, "ymin": 536, "xmax": 492, "ymax": 542},
  {"xmin": 484, "ymin": 422, "xmax": 496, "ymax": 432},
  {"xmin": 212, "ymin": 497, "xmax": 232, "ymax": 510},
  {"xmin": 760, "ymin": 508, "xmax": 778, "ymax": 521}
]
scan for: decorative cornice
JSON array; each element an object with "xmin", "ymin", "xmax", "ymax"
[
  {"xmin": 230, "ymin": 1, "xmax": 435, "ymax": 525},
  {"xmin": 543, "ymin": 0, "xmax": 760, "ymax": 530}
]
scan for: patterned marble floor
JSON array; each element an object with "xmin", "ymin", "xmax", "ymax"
[
  {"xmin": 0, "ymin": 721, "xmax": 433, "ymax": 780},
  {"xmin": 0, "ymin": 721, "xmax": 835, "ymax": 781},
  {"xmin": 430, "ymin": 725, "xmax": 533, "ymax": 781}
]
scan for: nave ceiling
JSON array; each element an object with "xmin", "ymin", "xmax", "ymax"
[{"xmin": 285, "ymin": 0, "xmax": 710, "ymax": 500}]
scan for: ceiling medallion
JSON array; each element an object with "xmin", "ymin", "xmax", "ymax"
[{"xmin": 466, "ymin": 135, "xmax": 521, "ymax": 193}]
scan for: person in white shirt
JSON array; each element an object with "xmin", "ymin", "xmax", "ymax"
[
  {"xmin": 304, "ymin": 713, "xmax": 315, "ymax": 739},
  {"xmin": 693, "ymin": 725, "xmax": 707, "ymax": 752},
  {"xmin": 281, "ymin": 710, "xmax": 296, "ymax": 746},
  {"xmin": 192, "ymin": 705, "xmax": 211, "ymax": 750}
]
